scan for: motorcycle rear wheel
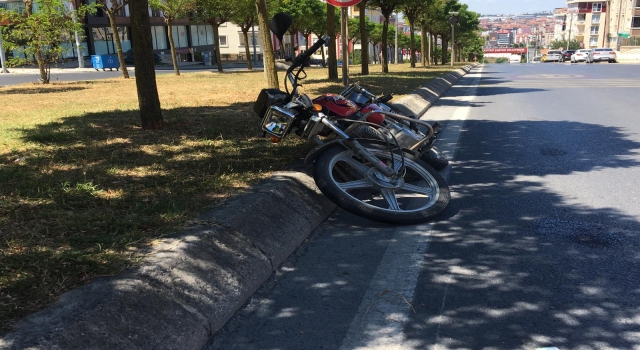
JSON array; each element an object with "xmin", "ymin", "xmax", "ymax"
[{"xmin": 313, "ymin": 145, "xmax": 450, "ymax": 224}]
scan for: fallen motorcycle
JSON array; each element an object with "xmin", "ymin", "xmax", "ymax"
[
  {"xmin": 336, "ymin": 83, "xmax": 450, "ymax": 171},
  {"xmin": 253, "ymin": 34, "xmax": 450, "ymax": 224}
]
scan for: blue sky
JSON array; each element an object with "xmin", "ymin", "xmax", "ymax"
[{"xmin": 461, "ymin": 0, "xmax": 566, "ymax": 15}]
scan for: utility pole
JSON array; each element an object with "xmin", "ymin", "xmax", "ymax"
[
  {"xmin": 341, "ymin": 6, "xmax": 349, "ymax": 86},
  {"xmin": 449, "ymin": 12, "xmax": 459, "ymax": 67},
  {"xmin": 616, "ymin": 0, "xmax": 624, "ymax": 51},
  {"xmin": 70, "ymin": 2, "xmax": 85, "ymax": 68},
  {"xmin": 567, "ymin": 11, "xmax": 574, "ymax": 50},
  {"xmin": 252, "ymin": 25, "xmax": 257, "ymax": 66}
]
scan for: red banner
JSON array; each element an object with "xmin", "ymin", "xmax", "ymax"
[
  {"xmin": 483, "ymin": 48, "xmax": 528, "ymax": 54},
  {"xmin": 327, "ymin": 0, "xmax": 362, "ymax": 7}
]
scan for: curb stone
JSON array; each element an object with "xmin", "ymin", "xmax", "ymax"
[{"xmin": 0, "ymin": 64, "xmax": 477, "ymax": 350}]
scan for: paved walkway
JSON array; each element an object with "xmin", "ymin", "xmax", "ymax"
[{"xmin": 0, "ymin": 58, "xmax": 261, "ymax": 75}]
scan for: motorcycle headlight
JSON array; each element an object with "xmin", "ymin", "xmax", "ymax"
[{"xmin": 261, "ymin": 106, "xmax": 298, "ymax": 138}]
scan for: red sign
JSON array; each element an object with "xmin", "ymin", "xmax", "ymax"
[
  {"xmin": 327, "ymin": 0, "xmax": 362, "ymax": 7},
  {"xmin": 483, "ymin": 48, "xmax": 528, "ymax": 54}
]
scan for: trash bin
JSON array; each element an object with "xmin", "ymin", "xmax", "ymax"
[
  {"xmin": 202, "ymin": 51, "xmax": 211, "ymax": 66},
  {"xmin": 91, "ymin": 54, "xmax": 120, "ymax": 71}
]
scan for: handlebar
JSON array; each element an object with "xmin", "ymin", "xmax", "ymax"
[{"xmin": 290, "ymin": 35, "xmax": 329, "ymax": 71}]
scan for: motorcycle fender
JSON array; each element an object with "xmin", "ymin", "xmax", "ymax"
[{"xmin": 303, "ymin": 138, "xmax": 420, "ymax": 166}]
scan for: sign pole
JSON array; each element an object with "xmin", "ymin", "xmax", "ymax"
[{"xmin": 341, "ymin": 6, "xmax": 349, "ymax": 86}]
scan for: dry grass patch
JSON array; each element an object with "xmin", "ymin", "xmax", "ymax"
[{"xmin": 0, "ymin": 62, "xmax": 462, "ymax": 334}]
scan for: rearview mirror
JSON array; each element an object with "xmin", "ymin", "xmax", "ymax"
[{"xmin": 269, "ymin": 12, "xmax": 292, "ymax": 43}]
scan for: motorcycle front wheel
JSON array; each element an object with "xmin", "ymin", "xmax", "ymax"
[{"xmin": 313, "ymin": 145, "xmax": 450, "ymax": 224}]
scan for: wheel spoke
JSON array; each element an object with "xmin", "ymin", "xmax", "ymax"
[
  {"xmin": 337, "ymin": 179, "xmax": 373, "ymax": 191},
  {"xmin": 401, "ymin": 183, "xmax": 434, "ymax": 196},
  {"xmin": 392, "ymin": 155, "xmax": 404, "ymax": 172},
  {"xmin": 380, "ymin": 189, "xmax": 401, "ymax": 211}
]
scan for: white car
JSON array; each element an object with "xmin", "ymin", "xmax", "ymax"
[
  {"xmin": 510, "ymin": 55, "xmax": 522, "ymax": 63},
  {"xmin": 571, "ymin": 49, "xmax": 591, "ymax": 63},
  {"xmin": 545, "ymin": 50, "xmax": 562, "ymax": 62},
  {"xmin": 586, "ymin": 48, "xmax": 617, "ymax": 63}
]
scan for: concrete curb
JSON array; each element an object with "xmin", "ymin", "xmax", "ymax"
[{"xmin": 0, "ymin": 64, "xmax": 477, "ymax": 350}]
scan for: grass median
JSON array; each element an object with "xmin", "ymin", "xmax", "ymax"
[{"xmin": 0, "ymin": 62, "xmax": 465, "ymax": 334}]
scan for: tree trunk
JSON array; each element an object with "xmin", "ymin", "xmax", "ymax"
[
  {"xmin": 212, "ymin": 23, "xmax": 223, "ymax": 72},
  {"xmin": 242, "ymin": 29, "xmax": 252, "ymax": 70},
  {"xmin": 420, "ymin": 27, "xmax": 427, "ymax": 67},
  {"xmin": 409, "ymin": 23, "xmax": 416, "ymax": 68},
  {"xmin": 327, "ymin": 3, "xmax": 338, "ymax": 80},
  {"xmin": 381, "ymin": 18, "xmax": 389, "ymax": 73},
  {"xmin": 359, "ymin": 0, "xmax": 369, "ymax": 75},
  {"xmin": 167, "ymin": 22, "xmax": 181, "ymax": 75},
  {"xmin": 129, "ymin": 0, "xmax": 164, "ymax": 130},
  {"xmin": 107, "ymin": 10, "xmax": 130, "ymax": 78},
  {"xmin": 254, "ymin": 0, "xmax": 278, "ymax": 88},
  {"xmin": 441, "ymin": 38, "xmax": 447, "ymax": 64}
]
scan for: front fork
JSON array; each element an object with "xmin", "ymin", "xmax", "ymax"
[{"xmin": 316, "ymin": 115, "xmax": 397, "ymax": 178}]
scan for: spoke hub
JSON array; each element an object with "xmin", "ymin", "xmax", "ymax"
[{"xmin": 366, "ymin": 169, "xmax": 404, "ymax": 190}]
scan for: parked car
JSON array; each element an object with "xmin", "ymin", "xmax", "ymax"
[
  {"xmin": 532, "ymin": 56, "xmax": 542, "ymax": 63},
  {"xmin": 586, "ymin": 48, "xmax": 617, "ymax": 63},
  {"xmin": 544, "ymin": 50, "xmax": 562, "ymax": 62},
  {"xmin": 124, "ymin": 49, "xmax": 163, "ymax": 64},
  {"xmin": 570, "ymin": 49, "xmax": 591, "ymax": 63},
  {"xmin": 561, "ymin": 50, "xmax": 576, "ymax": 62}
]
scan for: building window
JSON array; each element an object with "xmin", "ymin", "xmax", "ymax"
[
  {"xmin": 151, "ymin": 26, "xmax": 168, "ymax": 50},
  {"xmin": 633, "ymin": 16, "xmax": 640, "ymax": 28},
  {"xmin": 171, "ymin": 25, "xmax": 189, "ymax": 48},
  {"xmin": 592, "ymin": 14, "xmax": 600, "ymax": 24},
  {"xmin": 635, "ymin": 0, "xmax": 640, "ymax": 7},
  {"xmin": 589, "ymin": 37, "xmax": 598, "ymax": 46},
  {"xmin": 150, "ymin": 8, "xmax": 161, "ymax": 17},
  {"xmin": 590, "ymin": 26, "xmax": 600, "ymax": 35},
  {"xmin": 190, "ymin": 25, "xmax": 215, "ymax": 46},
  {"xmin": 219, "ymin": 35, "xmax": 228, "ymax": 47},
  {"xmin": 578, "ymin": 14, "xmax": 586, "ymax": 21},
  {"xmin": 592, "ymin": 3, "xmax": 602, "ymax": 12}
]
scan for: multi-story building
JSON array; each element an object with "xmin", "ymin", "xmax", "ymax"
[{"xmin": 558, "ymin": 0, "xmax": 640, "ymax": 50}]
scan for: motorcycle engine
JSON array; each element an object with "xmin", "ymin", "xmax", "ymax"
[{"xmin": 347, "ymin": 120, "xmax": 424, "ymax": 150}]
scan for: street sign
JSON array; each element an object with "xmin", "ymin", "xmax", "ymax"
[
  {"xmin": 618, "ymin": 32, "xmax": 630, "ymax": 38},
  {"xmin": 326, "ymin": 0, "xmax": 362, "ymax": 6}
]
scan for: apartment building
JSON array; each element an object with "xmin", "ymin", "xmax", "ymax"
[{"xmin": 558, "ymin": 0, "xmax": 640, "ymax": 49}]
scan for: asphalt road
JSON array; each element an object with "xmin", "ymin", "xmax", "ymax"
[{"xmin": 199, "ymin": 62, "xmax": 638, "ymax": 349}]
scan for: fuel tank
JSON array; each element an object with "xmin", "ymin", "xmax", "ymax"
[{"xmin": 312, "ymin": 94, "xmax": 358, "ymax": 118}]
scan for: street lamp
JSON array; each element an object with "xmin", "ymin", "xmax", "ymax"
[{"xmin": 449, "ymin": 11, "xmax": 459, "ymax": 67}]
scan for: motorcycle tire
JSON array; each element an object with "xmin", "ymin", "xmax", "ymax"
[
  {"xmin": 313, "ymin": 145, "xmax": 450, "ymax": 225},
  {"xmin": 420, "ymin": 146, "xmax": 449, "ymax": 171}
]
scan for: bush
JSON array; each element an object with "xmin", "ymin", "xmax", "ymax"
[{"xmin": 495, "ymin": 57, "xmax": 508, "ymax": 64}]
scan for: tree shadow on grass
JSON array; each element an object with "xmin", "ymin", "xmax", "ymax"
[
  {"xmin": 0, "ymin": 86, "xmax": 88, "ymax": 95},
  {"xmin": 0, "ymin": 103, "xmax": 315, "ymax": 334}
]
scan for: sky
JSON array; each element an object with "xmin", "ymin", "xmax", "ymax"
[{"xmin": 460, "ymin": 0, "xmax": 566, "ymax": 15}]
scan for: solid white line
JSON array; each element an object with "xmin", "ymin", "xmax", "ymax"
[{"xmin": 338, "ymin": 67, "xmax": 483, "ymax": 350}]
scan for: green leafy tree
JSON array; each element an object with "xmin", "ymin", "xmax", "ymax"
[
  {"xmin": 255, "ymin": 0, "xmax": 279, "ymax": 88},
  {"xmin": 368, "ymin": 0, "xmax": 404, "ymax": 73},
  {"xmin": 401, "ymin": 0, "xmax": 427, "ymax": 67},
  {"xmin": 310, "ymin": 4, "xmax": 338, "ymax": 66},
  {"xmin": 552, "ymin": 39, "xmax": 581, "ymax": 50},
  {"xmin": 347, "ymin": 17, "xmax": 359, "ymax": 63},
  {"xmin": 96, "ymin": 0, "xmax": 130, "ymax": 78},
  {"xmin": 150, "ymin": 0, "xmax": 196, "ymax": 75},
  {"xmin": 194, "ymin": 0, "xmax": 238, "ymax": 72},
  {"xmin": 230, "ymin": 0, "xmax": 259, "ymax": 70},
  {"xmin": 276, "ymin": 0, "xmax": 324, "ymax": 53},
  {"xmin": 368, "ymin": 22, "xmax": 383, "ymax": 64},
  {"xmin": 0, "ymin": 0, "xmax": 96, "ymax": 83}
]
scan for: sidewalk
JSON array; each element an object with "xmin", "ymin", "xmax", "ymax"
[{"xmin": 1, "ymin": 57, "xmax": 262, "ymax": 75}]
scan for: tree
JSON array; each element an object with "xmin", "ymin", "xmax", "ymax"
[
  {"xmin": 195, "ymin": 0, "xmax": 238, "ymax": 72},
  {"xmin": 368, "ymin": 0, "xmax": 403, "ymax": 73},
  {"xmin": 347, "ymin": 17, "xmax": 359, "ymax": 63},
  {"xmin": 368, "ymin": 22, "xmax": 383, "ymax": 64},
  {"xmin": 149, "ymin": 0, "xmax": 196, "ymax": 76},
  {"xmin": 129, "ymin": 0, "xmax": 164, "ymax": 129},
  {"xmin": 96, "ymin": 0, "xmax": 131, "ymax": 79},
  {"xmin": 255, "ymin": 0, "xmax": 278, "ymax": 88},
  {"xmin": 230, "ymin": 0, "xmax": 258, "ymax": 70},
  {"xmin": 310, "ymin": 4, "xmax": 338, "ymax": 67},
  {"xmin": 552, "ymin": 39, "xmax": 581, "ymax": 50},
  {"xmin": 402, "ymin": 0, "xmax": 425, "ymax": 68},
  {"xmin": 0, "ymin": 0, "xmax": 96, "ymax": 83}
]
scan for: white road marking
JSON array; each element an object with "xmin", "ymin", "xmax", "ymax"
[{"xmin": 338, "ymin": 66, "xmax": 483, "ymax": 350}]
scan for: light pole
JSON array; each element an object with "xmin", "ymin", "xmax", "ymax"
[{"xmin": 449, "ymin": 12, "xmax": 459, "ymax": 67}]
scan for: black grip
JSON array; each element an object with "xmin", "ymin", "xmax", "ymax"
[{"xmin": 292, "ymin": 36, "xmax": 328, "ymax": 67}]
